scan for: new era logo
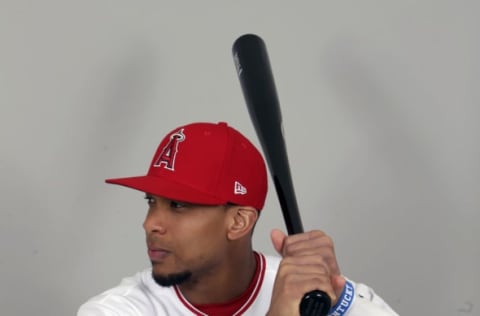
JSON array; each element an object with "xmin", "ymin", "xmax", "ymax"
[{"xmin": 234, "ymin": 181, "xmax": 247, "ymax": 195}]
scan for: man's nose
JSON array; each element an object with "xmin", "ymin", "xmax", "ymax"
[{"xmin": 143, "ymin": 206, "xmax": 168, "ymax": 234}]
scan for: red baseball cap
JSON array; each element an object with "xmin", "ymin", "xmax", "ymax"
[{"xmin": 106, "ymin": 122, "xmax": 268, "ymax": 210}]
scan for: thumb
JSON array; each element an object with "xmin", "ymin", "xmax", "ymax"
[
  {"xmin": 270, "ymin": 229, "xmax": 287, "ymax": 256},
  {"xmin": 332, "ymin": 275, "xmax": 347, "ymax": 300}
]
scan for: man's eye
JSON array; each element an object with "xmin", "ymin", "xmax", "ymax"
[
  {"xmin": 144, "ymin": 196, "xmax": 155, "ymax": 205},
  {"xmin": 170, "ymin": 200, "xmax": 187, "ymax": 209}
]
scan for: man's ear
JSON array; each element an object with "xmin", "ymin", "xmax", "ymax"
[{"xmin": 227, "ymin": 206, "xmax": 258, "ymax": 240}]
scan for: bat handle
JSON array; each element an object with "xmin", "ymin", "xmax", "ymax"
[{"xmin": 300, "ymin": 290, "xmax": 331, "ymax": 316}]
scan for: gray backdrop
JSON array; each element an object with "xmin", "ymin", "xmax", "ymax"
[{"xmin": 1, "ymin": 1, "xmax": 478, "ymax": 315}]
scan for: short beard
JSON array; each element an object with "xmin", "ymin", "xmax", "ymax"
[{"xmin": 151, "ymin": 270, "xmax": 192, "ymax": 287}]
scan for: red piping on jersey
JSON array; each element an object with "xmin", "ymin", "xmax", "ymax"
[{"xmin": 174, "ymin": 252, "xmax": 266, "ymax": 316}]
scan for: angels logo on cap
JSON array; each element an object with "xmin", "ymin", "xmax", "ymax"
[
  {"xmin": 105, "ymin": 122, "xmax": 268, "ymax": 210},
  {"xmin": 153, "ymin": 129, "xmax": 185, "ymax": 171}
]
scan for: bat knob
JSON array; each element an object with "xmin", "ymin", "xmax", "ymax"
[{"xmin": 299, "ymin": 290, "xmax": 331, "ymax": 316}]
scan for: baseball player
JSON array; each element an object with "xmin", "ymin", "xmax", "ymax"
[{"xmin": 78, "ymin": 122, "xmax": 399, "ymax": 316}]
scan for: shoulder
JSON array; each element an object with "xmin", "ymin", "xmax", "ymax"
[{"xmin": 77, "ymin": 269, "xmax": 179, "ymax": 316}]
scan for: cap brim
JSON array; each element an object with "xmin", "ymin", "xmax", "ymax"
[{"xmin": 105, "ymin": 175, "xmax": 226, "ymax": 206}]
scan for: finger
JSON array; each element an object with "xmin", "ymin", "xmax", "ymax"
[
  {"xmin": 278, "ymin": 266, "xmax": 330, "ymax": 281},
  {"xmin": 282, "ymin": 232, "xmax": 341, "ymax": 276},
  {"xmin": 284, "ymin": 246, "xmax": 340, "ymax": 277},
  {"xmin": 332, "ymin": 274, "xmax": 347, "ymax": 298},
  {"xmin": 282, "ymin": 230, "xmax": 328, "ymax": 244},
  {"xmin": 283, "ymin": 231, "xmax": 332, "ymax": 254},
  {"xmin": 280, "ymin": 255, "xmax": 332, "ymax": 271},
  {"xmin": 277, "ymin": 256, "xmax": 333, "ymax": 289},
  {"xmin": 270, "ymin": 229, "xmax": 287, "ymax": 256}
]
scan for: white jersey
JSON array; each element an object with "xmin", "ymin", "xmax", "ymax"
[{"xmin": 78, "ymin": 253, "xmax": 399, "ymax": 316}]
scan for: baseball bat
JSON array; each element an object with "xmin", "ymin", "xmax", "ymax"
[{"xmin": 232, "ymin": 33, "xmax": 331, "ymax": 316}]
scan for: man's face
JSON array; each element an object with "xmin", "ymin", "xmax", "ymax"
[{"xmin": 143, "ymin": 194, "xmax": 230, "ymax": 287}]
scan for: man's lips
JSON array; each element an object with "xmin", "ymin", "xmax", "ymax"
[{"xmin": 148, "ymin": 248, "xmax": 170, "ymax": 261}]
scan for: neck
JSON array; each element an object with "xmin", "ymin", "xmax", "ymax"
[{"xmin": 177, "ymin": 249, "xmax": 257, "ymax": 305}]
